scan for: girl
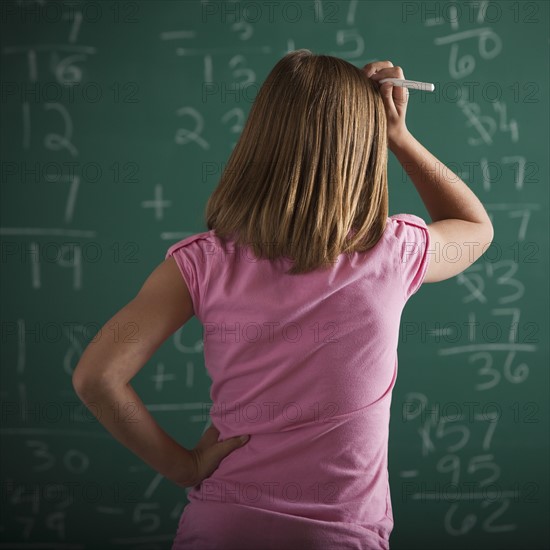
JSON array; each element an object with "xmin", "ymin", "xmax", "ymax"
[{"xmin": 73, "ymin": 50, "xmax": 493, "ymax": 549}]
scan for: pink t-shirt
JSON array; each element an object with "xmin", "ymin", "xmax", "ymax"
[{"xmin": 165, "ymin": 213, "xmax": 430, "ymax": 550}]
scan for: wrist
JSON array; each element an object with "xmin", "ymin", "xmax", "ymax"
[
  {"xmin": 388, "ymin": 128, "xmax": 414, "ymax": 154},
  {"xmin": 165, "ymin": 445, "xmax": 199, "ymax": 488}
]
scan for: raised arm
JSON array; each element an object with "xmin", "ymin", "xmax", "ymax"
[{"xmin": 364, "ymin": 61, "xmax": 494, "ymax": 283}]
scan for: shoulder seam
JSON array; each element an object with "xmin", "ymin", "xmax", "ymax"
[
  {"xmin": 165, "ymin": 230, "xmax": 213, "ymax": 259},
  {"xmin": 389, "ymin": 213, "xmax": 429, "ymax": 231}
]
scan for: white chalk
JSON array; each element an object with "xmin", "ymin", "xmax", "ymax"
[{"xmin": 378, "ymin": 78, "xmax": 435, "ymax": 92}]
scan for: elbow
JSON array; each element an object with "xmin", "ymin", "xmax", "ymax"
[
  {"xmin": 483, "ymin": 221, "xmax": 495, "ymax": 247},
  {"xmin": 470, "ymin": 221, "xmax": 494, "ymax": 266},
  {"xmin": 475, "ymin": 218, "xmax": 494, "ymax": 250},
  {"xmin": 72, "ymin": 365, "xmax": 92, "ymax": 398},
  {"xmin": 72, "ymin": 362, "xmax": 102, "ymax": 399},
  {"xmin": 72, "ymin": 362, "xmax": 125, "ymax": 400}
]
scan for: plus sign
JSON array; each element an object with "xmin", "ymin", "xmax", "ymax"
[
  {"xmin": 151, "ymin": 363, "xmax": 176, "ymax": 391},
  {"xmin": 141, "ymin": 184, "xmax": 171, "ymax": 220}
]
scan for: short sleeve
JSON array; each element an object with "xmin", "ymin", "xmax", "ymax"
[
  {"xmin": 165, "ymin": 232, "xmax": 209, "ymax": 320},
  {"xmin": 389, "ymin": 213, "xmax": 431, "ymax": 301}
]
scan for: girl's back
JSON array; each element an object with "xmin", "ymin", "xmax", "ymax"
[{"xmin": 167, "ymin": 212, "xmax": 430, "ymax": 550}]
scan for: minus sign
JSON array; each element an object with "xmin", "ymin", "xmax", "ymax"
[
  {"xmin": 176, "ymin": 46, "xmax": 272, "ymax": 55},
  {"xmin": 400, "ymin": 470, "xmax": 419, "ymax": 478}
]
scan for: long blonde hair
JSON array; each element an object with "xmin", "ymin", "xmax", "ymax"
[{"xmin": 205, "ymin": 49, "xmax": 388, "ymax": 275}]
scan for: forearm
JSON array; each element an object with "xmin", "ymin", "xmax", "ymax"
[
  {"xmin": 390, "ymin": 131, "xmax": 492, "ymax": 226},
  {"xmin": 74, "ymin": 381, "xmax": 196, "ymax": 487}
]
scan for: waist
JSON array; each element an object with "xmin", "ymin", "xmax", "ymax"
[
  {"xmin": 187, "ymin": 426, "xmax": 391, "ymax": 525},
  {"xmin": 173, "ymin": 500, "xmax": 392, "ymax": 550}
]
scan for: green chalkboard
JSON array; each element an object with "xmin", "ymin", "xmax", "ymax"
[{"xmin": 1, "ymin": 1, "xmax": 548, "ymax": 548}]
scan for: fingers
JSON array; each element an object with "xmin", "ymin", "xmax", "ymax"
[
  {"xmin": 365, "ymin": 64, "xmax": 408, "ymax": 113},
  {"xmin": 196, "ymin": 425, "xmax": 221, "ymax": 448},
  {"xmin": 188, "ymin": 430, "xmax": 250, "ymax": 487},
  {"xmin": 378, "ymin": 82, "xmax": 398, "ymax": 120},
  {"xmin": 376, "ymin": 69, "xmax": 408, "ymax": 107},
  {"xmin": 368, "ymin": 65, "xmax": 405, "ymax": 81},
  {"xmin": 214, "ymin": 435, "xmax": 249, "ymax": 461},
  {"xmin": 363, "ymin": 60, "xmax": 393, "ymax": 78},
  {"xmin": 392, "ymin": 84, "xmax": 409, "ymax": 106},
  {"xmin": 364, "ymin": 64, "xmax": 405, "ymax": 89}
]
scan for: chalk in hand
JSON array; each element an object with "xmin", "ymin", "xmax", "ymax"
[{"xmin": 378, "ymin": 78, "xmax": 435, "ymax": 92}]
